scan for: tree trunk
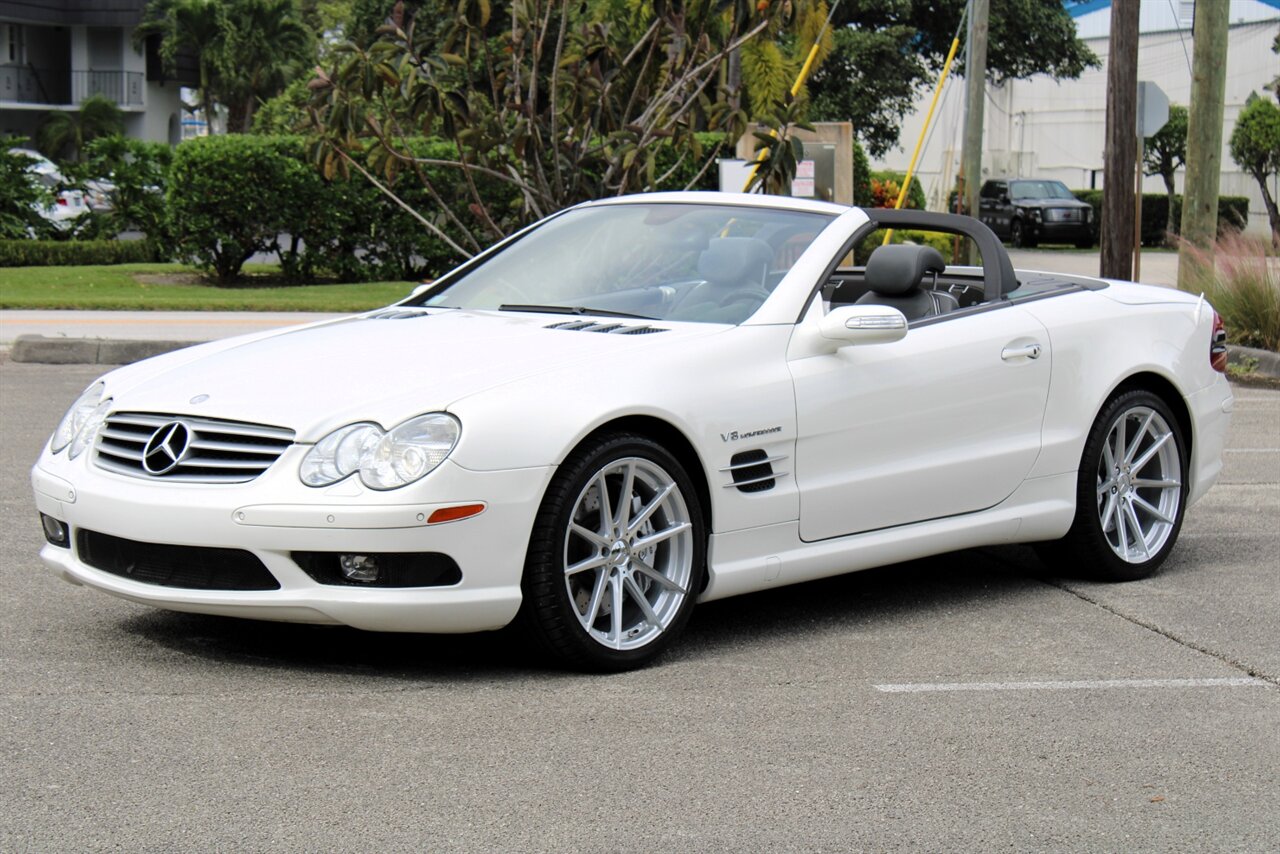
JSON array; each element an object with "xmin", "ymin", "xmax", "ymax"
[
  {"xmin": 1256, "ymin": 170, "xmax": 1280, "ymax": 245},
  {"xmin": 1100, "ymin": 0, "xmax": 1138, "ymax": 280},
  {"xmin": 1177, "ymin": 0, "xmax": 1230, "ymax": 288}
]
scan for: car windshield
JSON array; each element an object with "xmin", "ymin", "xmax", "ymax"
[
  {"xmin": 1010, "ymin": 180, "xmax": 1076, "ymax": 200},
  {"xmin": 415, "ymin": 202, "xmax": 836, "ymax": 324}
]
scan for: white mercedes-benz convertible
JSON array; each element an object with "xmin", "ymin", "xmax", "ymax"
[{"xmin": 32, "ymin": 193, "xmax": 1233, "ymax": 670}]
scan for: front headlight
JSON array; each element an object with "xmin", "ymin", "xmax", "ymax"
[
  {"xmin": 300, "ymin": 413, "xmax": 460, "ymax": 490},
  {"xmin": 51, "ymin": 382, "xmax": 108, "ymax": 454}
]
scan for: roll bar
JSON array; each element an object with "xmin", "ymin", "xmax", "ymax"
[{"xmin": 860, "ymin": 209, "xmax": 1017, "ymax": 301}]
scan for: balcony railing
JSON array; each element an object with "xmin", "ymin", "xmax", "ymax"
[{"xmin": 0, "ymin": 67, "xmax": 145, "ymax": 107}]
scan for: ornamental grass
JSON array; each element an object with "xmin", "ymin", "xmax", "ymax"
[{"xmin": 1180, "ymin": 231, "xmax": 1280, "ymax": 352}]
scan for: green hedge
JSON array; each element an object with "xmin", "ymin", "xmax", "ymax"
[
  {"xmin": 1072, "ymin": 190, "xmax": 1250, "ymax": 246},
  {"xmin": 0, "ymin": 239, "xmax": 154, "ymax": 267}
]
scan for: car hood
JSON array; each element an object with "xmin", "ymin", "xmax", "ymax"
[
  {"xmin": 100, "ymin": 309, "xmax": 723, "ymax": 441},
  {"xmin": 1013, "ymin": 198, "xmax": 1091, "ymax": 209}
]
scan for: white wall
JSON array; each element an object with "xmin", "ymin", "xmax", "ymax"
[{"xmin": 868, "ymin": 18, "xmax": 1279, "ymax": 235}]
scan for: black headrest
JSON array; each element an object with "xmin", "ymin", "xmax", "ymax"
[
  {"xmin": 865, "ymin": 244, "xmax": 947, "ymax": 296},
  {"xmin": 698, "ymin": 237, "xmax": 773, "ymax": 288}
]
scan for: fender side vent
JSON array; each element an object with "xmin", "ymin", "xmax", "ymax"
[{"xmin": 721, "ymin": 449, "xmax": 788, "ymax": 493}]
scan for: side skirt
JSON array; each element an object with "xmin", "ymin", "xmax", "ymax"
[{"xmin": 700, "ymin": 472, "xmax": 1075, "ymax": 602}]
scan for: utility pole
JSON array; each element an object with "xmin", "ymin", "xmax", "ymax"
[
  {"xmin": 1100, "ymin": 0, "xmax": 1139, "ymax": 280},
  {"xmin": 960, "ymin": 0, "xmax": 988, "ymax": 265},
  {"xmin": 1178, "ymin": 0, "xmax": 1231, "ymax": 288}
]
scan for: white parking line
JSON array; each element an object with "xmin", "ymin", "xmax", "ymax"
[{"xmin": 872, "ymin": 677, "xmax": 1269, "ymax": 693}]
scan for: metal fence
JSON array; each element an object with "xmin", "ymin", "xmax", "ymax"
[{"xmin": 0, "ymin": 67, "xmax": 145, "ymax": 106}]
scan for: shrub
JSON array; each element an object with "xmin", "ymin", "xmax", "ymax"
[
  {"xmin": 1179, "ymin": 232, "xmax": 1280, "ymax": 351},
  {"xmin": 0, "ymin": 238, "xmax": 154, "ymax": 266},
  {"xmin": 870, "ymin": 170, "xmax": 926, "ymax": 210},
  {"xmin": 1073, "ymin": 190, "xmax": 1249, "ymax": 246},
  {"xmin": 67, "ymin": 136, "xmax": 174, "ymax": 259},
  {"xmin": 169, "ymin": 135, "xmax": 319, "ymax": 282},
  {"xmin": 852, "ymin": 139, "xmax": 872, "ymax": 207},
  {"xmin": 0, "ymin": 144, "xmax": 54, "ymax": 239}
]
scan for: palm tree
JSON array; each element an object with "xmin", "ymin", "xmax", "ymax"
[
  {"xmin": 218, "ymin": 0, "xmax": 315, "ymax": 132},
  {"xmin": 133, "ymin": 0, "xmax": 226, "ymax": 125},
  {"xmin": 35, "ymin": 94, "xmax": 125, "ymax": 161}
]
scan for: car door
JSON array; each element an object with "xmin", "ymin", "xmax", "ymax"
[
  {"xmin": 790, "ymin": 304, "xmax": 1051, "ymax": 541},
  {"xmin": 978, "ymin": 181, "xmax": 1008, "ymax": 236}
]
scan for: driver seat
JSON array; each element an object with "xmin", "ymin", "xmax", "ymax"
[
  {"xmin": 669, "ymin": 237, "xmax": 773, "ymax": 322},
  {"xmin": 855, "ymin": 244, "xmax": 958, "ymax": 321}
]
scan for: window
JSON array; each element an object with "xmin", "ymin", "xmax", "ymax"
[{"xmin": 6, "ymin": 24, "xmax": 24, "ymax": 64}]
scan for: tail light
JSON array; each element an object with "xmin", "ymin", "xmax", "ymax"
[
  {"xmin": 56, "ymin": 196, "xmax": 68, "ymax": 206},
  {"xmin": 1210, "ymin": 311, "xmax": 1228, "ymax": 373}
]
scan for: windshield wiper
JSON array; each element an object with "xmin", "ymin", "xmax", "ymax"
[{"xmin": 498, "ymin": 304, "xmax": 658, "ymax": 320}]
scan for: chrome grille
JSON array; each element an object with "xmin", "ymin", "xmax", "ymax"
[{"xmin": 95, "ymin": 412, "xmax": 295, "ymax": 484}]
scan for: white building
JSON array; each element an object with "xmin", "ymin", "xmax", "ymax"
[
  {"xmin": 868, "ymin": 0, "xmax": 1280, "ymax": 236},
  {"xmin": 0, "ymin": 0, "xmax": 196, "ymax": 146}
]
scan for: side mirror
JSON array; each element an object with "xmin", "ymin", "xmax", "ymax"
[
  {"xmin": 818, "ymin": 304, "xmax": 909, "ymax": 347},
  {"xmin": 999, "ymin": 194, "xmax": 1010, "ymax": 205}
]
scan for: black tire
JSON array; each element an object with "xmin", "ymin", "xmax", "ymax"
[
  {"xmin": 1011, "ymin": 220, "xmax": 1036, "ymax": 249},
  {"xmin": 517, "ymin": 432, "xmax": 706, "ymax": 672},
  {"xmin": 1036, "ymin": 389, "xmax": 1188, "ymax": 582},
  {"xmin": 1075, "ymin": 237, "xmax": 1094, "ymax": 249}
]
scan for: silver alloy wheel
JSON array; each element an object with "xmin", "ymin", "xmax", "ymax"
[
  {"xmin": 563, "ymin": 456, "xmax": 695, "ymax": 650},
  {"xmin": 1095, "ymin": 405, "xmax": 1182, "ymax": 563}
]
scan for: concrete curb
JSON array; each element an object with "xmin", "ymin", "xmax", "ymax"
[
  {"xmin": 8, "ymin": 334, "xmax": 1280, "ymax": 380},
  {"xmin": 1227, "ymin": 344, "xmax": 1280, "ymax": 379},
  {"xmin": 10, "ymin": 335, "xmax": 194, "ymax": 366}
]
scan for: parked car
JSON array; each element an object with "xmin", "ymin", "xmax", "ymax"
[
  {"xmin": 979, "ymin": 177, "xmax": 1095, "ymax": 248},
  {"xmin": 32, "ymin": 194, "xmax": 1232, "ymax": 671},
  {"xmin": 9, "ymin": 147, "xmax": 88, "ymax": 230}
]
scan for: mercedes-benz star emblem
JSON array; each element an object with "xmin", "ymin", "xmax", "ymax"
[{"xmin": 141, "ymin": 421, "xmax": 191, "ymax": 475}]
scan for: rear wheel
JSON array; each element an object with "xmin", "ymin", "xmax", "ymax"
[
  {"xmin": 1037, "ymin": 390, "xmax": 1188, "ymax": 581},
  {"xmin": 518, "ymin": 433, "xmax": 705, "ymax": 671}
]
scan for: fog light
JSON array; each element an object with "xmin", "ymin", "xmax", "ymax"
[
  {"xmin": 40, "ymin": 513, "xmax": 69, "ymax": 548},
  {"xmin": 339, "ymin": 553, "xmax": 380, "ymax": 583}
]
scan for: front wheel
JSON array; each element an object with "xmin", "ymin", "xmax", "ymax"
[
  {"xmin": 518, "ymin": 433, "xmax": 705, "ymax": 671},
  {"xmin": 1011, "ymin": 220, "xmax": 1036, "ymax": 248},
  {"xmin": 1037, "ymin": 390, "xmax": 1188, "ymax": 581}
]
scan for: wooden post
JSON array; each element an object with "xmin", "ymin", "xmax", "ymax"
[
  {"xmin": 1101, "ymin": 0, "xmax": 1139, "ymax": 281},
  {"xmin": 1177, "ymin": 0, "xmax": 1231, "ymax": 289},
  {"xmin": 1134, "ymin": 136, "xmax": 1144, "ymax": 281},
  {"xmin": 960, "ymin": 0, "xmax": 988, "ymax": 265}
]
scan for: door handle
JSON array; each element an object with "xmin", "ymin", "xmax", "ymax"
[{"xmin": 1001, "ymin": 342, "xmax": 1042, "ymax": 361}]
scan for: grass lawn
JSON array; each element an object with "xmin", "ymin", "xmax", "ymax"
[{"xmin": 0, "ymin": 263, "xmax": 419, "ymax": 311}]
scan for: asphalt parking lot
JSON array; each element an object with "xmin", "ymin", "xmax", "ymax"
[{"xmin": 2, "ymin": 359, "xmax": 1277, "ymax": 852}]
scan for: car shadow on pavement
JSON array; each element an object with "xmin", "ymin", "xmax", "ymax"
[{"xmin": 115, "ymin": 545, "xmax": 1051, "ymax": 678}]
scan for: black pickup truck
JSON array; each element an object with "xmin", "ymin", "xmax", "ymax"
[{"xmin": 977, "ymin": 178, "xmax": 1095, "ymax": 249}]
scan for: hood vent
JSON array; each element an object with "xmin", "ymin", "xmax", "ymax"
[
  {"xmin": 367, "ymin": 308, "xmax": 434, "ymax": 320},
  {"xmin": 544, "ymin": 321, "xmax": 668, "ymax": 335}
]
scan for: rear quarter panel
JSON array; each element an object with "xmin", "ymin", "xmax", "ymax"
[{"xmin": 1019, "ymin": 286, "xmax": 1227, "ymax": 500}]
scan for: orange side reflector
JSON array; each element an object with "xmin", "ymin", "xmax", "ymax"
[{"xmin": 426, "ymin": 503, "xmax": 486, "ymax": 524}]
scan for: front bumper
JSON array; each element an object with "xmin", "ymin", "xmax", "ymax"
[
  {"xmin": 1029, "ymin": 220, "xmax": 1092, "ymax": 243},
  {"xmin": 31, "ymin": 447, "xmax": 553, "ymax": 633}
]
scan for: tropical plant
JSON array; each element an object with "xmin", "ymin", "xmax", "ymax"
[
  {"xmin": 134, "ymin": 0, "xmax": 227, "ymax": 119},
  {"xmin": 219, "ymin": 0, "xmax": 315, "ymax": 132},
  {"xmin": 67, "ymin": 136, "xmax": 175, "ymax": 258},
  {"xmin": 1143, "ymin": 103, "xmax": 1188, "ymax": 242},
  {"xmin": 34, "ymin": 95, "xmax": 125, "ymax": 161},
  {"xmin": 1229, "ymin": 93, "xmax": 1280, "ymax": 243},
  {"xmin": 308, "ymin": 0, "xmax": 787, "ymax": 259},
  {"xmin": 744, "ymin": 96, "xmax": 813, "ymax": 196},
  {"xmin": 136, "ymin": 0, "xmax": 315, "ymax": 132},
  {"xmin": 0, "ymin": 145, "xmax": 52, "ymax": 239}
]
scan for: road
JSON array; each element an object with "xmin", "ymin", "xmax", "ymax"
[{"xmin": 1, "ymin": 361, "xmax": 1277, "ymax": 851}]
